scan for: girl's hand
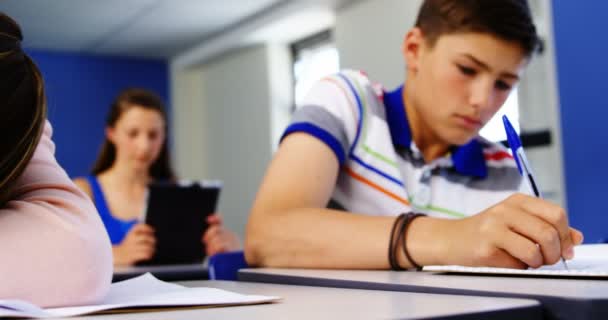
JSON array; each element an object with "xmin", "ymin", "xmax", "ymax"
[
  {"xmin": 113, "ymin": 223, "xmax": 156, "ymax": 266},
  {"xmin": 202, "ymin": 214, "xmax": 241, "ymax": 256}
]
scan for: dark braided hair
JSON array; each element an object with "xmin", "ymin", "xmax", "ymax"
[
  {"xmin": 0, "ymin": 12, "xmax": 47, "ymax": 206},
  {"xmin": 415, "ymin": 0, "xmax": 541, "ymax": 56}
]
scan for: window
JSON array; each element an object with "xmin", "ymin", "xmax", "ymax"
[
  {"xmin": 292, "ymin": 30, "xmax": 340, "ymax": 107},
  {"xmin": 479, "ymin": 89, "xmax": 520, "ymax": 142}
]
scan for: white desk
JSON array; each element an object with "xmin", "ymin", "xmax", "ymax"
[
  {"xmin": 59, "ymin": 280, "xmax": 540, "ymax": 320},
  {"xmin": 239, "ymin": 268, "xmax": 608, "ymax": 320},
  {"xmin": 113, "ymin": 263, "xmax": 208, "ymax": 282}
]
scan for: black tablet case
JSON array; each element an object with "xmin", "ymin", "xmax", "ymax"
[{"xmin": 140, "ymin": 182, "xmax": 220, "ymax": 265}]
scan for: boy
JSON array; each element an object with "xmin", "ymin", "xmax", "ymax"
[{"xmin": 245, "ymin": 0, "xmax": 583, "ymax": 270}]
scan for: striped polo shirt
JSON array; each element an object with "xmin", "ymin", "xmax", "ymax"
[{"xmin": 282, "ymin": 70, "xmax": 527, "ymax": 219}]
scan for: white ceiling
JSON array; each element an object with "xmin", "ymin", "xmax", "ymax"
[{"xmin": 0, "ymin": 0, "xmax": 286, "ymax": 59}]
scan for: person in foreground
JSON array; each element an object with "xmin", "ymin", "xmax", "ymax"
[
  {"xmin": 0, "ymin": 13, "xmax": 112, "ymax": 306},
  {"xmin": 74, "ymin": 88, "xmax": 240, "ymax": 267},
  {"xmin": 246, "ymin": 0, "xmax": 584, "ymax": 270}
]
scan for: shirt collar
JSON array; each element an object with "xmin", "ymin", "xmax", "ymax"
[{"xmin": 383, "ymin": 85, "xmax": 487, "ymax": 178}]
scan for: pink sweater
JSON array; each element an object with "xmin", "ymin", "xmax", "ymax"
[{"xmin": 0, "ymin": 121, "xmax": 112, "ymax": 307}]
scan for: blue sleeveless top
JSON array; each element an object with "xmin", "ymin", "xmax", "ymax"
[{"xmin": 86, "ymin": 176, "xmax": 138, "ymax": 245}]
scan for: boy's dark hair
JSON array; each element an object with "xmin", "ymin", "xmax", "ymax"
[
  {"xmin": 415, "ymin": 0, "xmax": 541, "ymax": 56},
  {"xmin": 91, "ymin": 88, "xmax": 175, "ymax": 181}
]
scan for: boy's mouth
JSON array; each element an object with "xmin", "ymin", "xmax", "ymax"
[{"xmin": 453, "ymin": 114, "xmax": 482, "ymax": 130}]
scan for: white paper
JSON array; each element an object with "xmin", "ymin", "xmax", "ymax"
[
  {"xmin": 0, "ymin": 273, "xmax": 279, "ymax": 318},
  {"xmin": 424, "ymin": 244, "xmax": 608, "ymax": 277}
]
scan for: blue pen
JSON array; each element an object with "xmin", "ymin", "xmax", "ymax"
[{"xmin": 502, "ymin": 115, "xmax": 569, "ymax": 270}]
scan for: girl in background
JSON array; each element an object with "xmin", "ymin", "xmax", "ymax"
[{"xmin": 74, "ymin": 88, "xmax": 240, "ymax": 266}]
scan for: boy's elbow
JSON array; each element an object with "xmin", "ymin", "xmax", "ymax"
[
  {"xmin": 244, "ymin": 224, "xmax": 266, "ymax": 267},
  {"xmin": 244, "ymin": 210, "xmax": 277, "ymax": 268}
]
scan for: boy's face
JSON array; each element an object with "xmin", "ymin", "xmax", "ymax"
[{"xmin": 403, "ymin": 30, "xmax": 529, "ymax": 145}]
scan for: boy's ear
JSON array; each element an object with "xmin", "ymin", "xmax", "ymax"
[{"xmin": 403, "ymin": 27, "xmax": 424, "ymax": 73}]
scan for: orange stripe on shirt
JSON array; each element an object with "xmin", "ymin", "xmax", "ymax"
[
  {"xmin": 484, "ymin": 151, "xmax": 513, "ymax": 161},
  {"xmin": 344, "ymin": 167, "xmax": 410, "ymax": 206}
]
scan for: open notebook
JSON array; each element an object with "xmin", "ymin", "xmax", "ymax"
[
  {"xmin": 0, "ymin": 273, "xmax": 280, "ymax": 318},
  {"xmin": 424, "ymin": 244, "xmax": 608, "ymax": 278}
]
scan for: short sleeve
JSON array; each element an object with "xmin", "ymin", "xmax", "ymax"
[{"xmin": 281, "ymin": 70, "xmax": 370, "ymax": 165}]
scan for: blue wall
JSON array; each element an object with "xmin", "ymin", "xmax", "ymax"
[
  {"xmin": 553, "ymin": 2, "xmax": 608, "ymax": 243},
  {"xmin": 27, "ymin": 50, "xmax": 169, "ymax": 179}
]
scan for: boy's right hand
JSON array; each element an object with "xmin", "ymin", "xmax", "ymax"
[
  {"xmin": 113, "ymin": 223, "xmax": 156, "ymax": 266},
  {"xmin": 423, "ymin": 193, "xmax": 584, "ymax": 269}
]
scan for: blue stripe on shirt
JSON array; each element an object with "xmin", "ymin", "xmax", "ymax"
[{"xmin": 281, "ymin": 122, "xmax": 346, "ymax": 164}]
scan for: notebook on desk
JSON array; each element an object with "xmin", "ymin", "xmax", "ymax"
[
  {"xmin": 139, "ymin": 180, "xmax": 221, "ymax": 266},
  {"xmin": 423, "ymin": 244, "xmax": 608, "ymax": 278},
  {"xmin": 0, "ymin": 273, "xmax": 279, "ymax": 318}
]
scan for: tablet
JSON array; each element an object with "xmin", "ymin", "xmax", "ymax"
[{"xmin": 140, "ymin": 180, "xmax": 222, "ymax": 265}]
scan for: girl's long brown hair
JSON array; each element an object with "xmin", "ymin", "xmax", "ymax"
[
  {"xmin": 0, "ymin": 12, "xmax": 47, "ymax": 206},
  {"xmin": 90, "ymin": 88, "xmax": 175, "ymax": 181}
]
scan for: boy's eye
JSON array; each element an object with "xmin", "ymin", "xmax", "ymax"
[
  {"xmin": 127, "ymin": 130, "xmax": 138, "ymax": 138},
  {"xmin": 457, "ymin": 64, "xmax": 476, "ymax": 76},
  {"xmin": 495, "ymin": 80, "xmax": 512, "ymax": 91}
]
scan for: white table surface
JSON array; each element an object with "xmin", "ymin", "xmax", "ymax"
[
  {"xmin": 58, "ymin": 280, "xmax": 541, "ymax": 320},
  {"xmin": 239, "ymin": 268, "xmax": 608, "ymax": 319}
]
